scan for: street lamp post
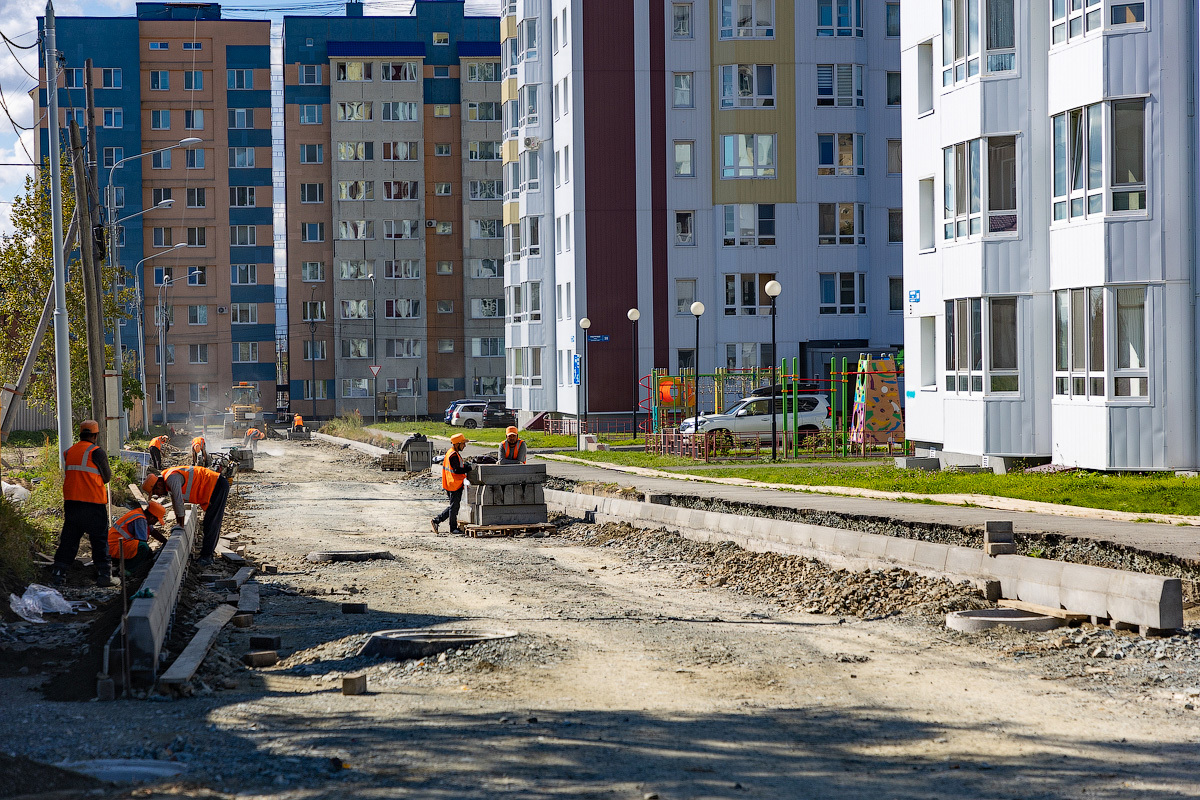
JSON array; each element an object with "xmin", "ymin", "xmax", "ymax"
[
  {"xmin": 156, "ymin": 275, "xmax": 182, "ymax": 427},
  {"xmin": 764, "ymin": 280, "xmax": 782, "ymax": 461},
  {"xmin": 133, "ymin": 242, "xmax": 186, "ymax": 432},
  {"xmin": 627, "ymin": 308, "xmax": 640, "ymax": 438},
  {"xmin": 309, "ymin": 285, "xmax": 318, "ymax": 422},
  {"xmin": 368, "ymin": 272, "xmax": 378, "ymax": 424},
  {"xmin": 578, "ymin": 317, "xmax": 591, "ymax": 449},
  {"xmin": 690, "ymin": 301, "xmax": 704, "ymax": 433}
]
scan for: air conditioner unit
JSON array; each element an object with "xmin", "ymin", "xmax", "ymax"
[
  {"xmin": 425, "ymin": 219, "xmax": 437, "ymax": 228},
  {"xmin": 524, "ymin": 136, "xmax": 542, "ymax": 150},
  {"xmin": 217, "ymin": 306, "xmax": 228, "ymax": 314}
]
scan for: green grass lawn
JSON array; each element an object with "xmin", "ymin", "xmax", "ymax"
[{"xmin": 371, "ymin": 421, "xmax": 577, "ymax": 449}]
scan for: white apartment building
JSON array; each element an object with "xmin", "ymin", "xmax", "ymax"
[
  {"xmin": 504, "ymin": 0, "xmax": 904, "ymax": 419},
  {"xmin": 901, "ymin": 0, "xmax": 1196, "ymax": 471}
]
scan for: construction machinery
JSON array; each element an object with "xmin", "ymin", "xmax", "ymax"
[{"xmin": 222, "ymin": 383, "xmax": 262, "ymax": 439}]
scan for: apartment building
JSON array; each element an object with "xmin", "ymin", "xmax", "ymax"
[
  {"xmin": 282, "ymin": 0, "xmax": 503, "ymax": 419},
  {"xmin": 503, "ymin": 0, "xmax": 904, "ymax": 417},
  {"xmin": 36, "ymin": 3, "xmax": 275, "ymax": 424},
  {"xmin": 901, "ymin": 0, "xmax": 1195, "ymax": 470}
]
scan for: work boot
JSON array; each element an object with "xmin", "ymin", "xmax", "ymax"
[
  {"xmin": 431, "ymin": 519, "xmax": 439, "ymax": 533},
  {"xmin": 196, "ymin": 555, "xmax": 214, "ymax": 568},
  {"xmin": 95, "ymin": 574, "xmax": 120, "ymax": 588},
  {"xmin": 49, "ymin": 567, "xmax": 67, "ymax": 587}
]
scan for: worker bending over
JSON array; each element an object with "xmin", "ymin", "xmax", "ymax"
[
  {"xmin": 191, "ymin": 436, "xmax": 209, "ymax": 467},
  {"xmin": 498, "ymin": 426, "xmax": 527, "ymax": 464},
  {"xmin": 293, "ymin": 414, "xmax": 304, "ymax": 431},
  {"xmin": 142, "ymin": 464, "xmax": 230, "ymax": 567},
  {"xmin": 51, "ymin": 420, "xmax": 118, "ymax": 587},
  {"xmin": 108, "ymin": 501, "xmax": 168, "ymax": 574},
  {"xmin": 148, "ymin": 433, "xmax": 169, "ymax": 471},
  {"xmin": 431, "ymin": 433, "xmax": 470, "ymax": 535},
  {"xmin": 243, "ymin": 426, "xmax": 265, "ymax": 453}
]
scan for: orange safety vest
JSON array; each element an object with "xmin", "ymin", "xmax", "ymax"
[
  {"xmin": 500, "ymin": 439, "xmax": 525, "ymax": 463},
  {"xmin": 246, "ymin": 428, "xmax": 265, "ymax": 440},
  {"xmin": 191, "ymin": 437, "xmax": 206, "ymax": 452},
  {"xmin": 442, "ymin": 449, "xmax": 465, "ymax": 492},
  {"xmin": 293, "ymin": 415, "xmax": 303, "ymax": 428},
  {"xmin": 150, "ymin": 435, "xmax": 169, "ymax": 450},
  {"xmin": 162, "ymin": 466, "xmax": 220, "ymax": 510},
  {"xmin": 62, "ymin": 441, "xmax": 108, "ymax": 504},
  {"xmin": 108, "ymin": 508, "xmax": 144, "ymax": 560}
]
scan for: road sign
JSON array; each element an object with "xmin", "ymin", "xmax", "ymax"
[
  {"xmin": 573, "ymin": 354, "xmax": 581, "ymax": 385},
  {"xmin": 908, "ymin": 289, "xmax": 920, "ymax": 303},
  {"xmin": 587, "ymin": 334, "xmax": 609, "ymax": 342},
  {"xmin": 368, "ymin": 365, "xmax": 381, "ymax": 377}
]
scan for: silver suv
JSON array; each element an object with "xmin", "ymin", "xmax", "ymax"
[{"xmin": 678, "ymin": 394, "xmax": 830, "ymax": 440}]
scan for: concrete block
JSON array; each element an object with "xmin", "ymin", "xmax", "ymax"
[
  {"xmin": 469, "ymin": 504, "xmax": 548, "ymax": 525},
  {"xmin": 127, "ymin": 511, "xmax": 198, "ymax": 680},
  {"xmin": 1013, "ymin": 559, "xmax": 1065, "ymax": 609},
  {"xmin": 342, "ymin": 602, "xmax": 368, "ymax": 614},
  {"xmin": 265, "ymin": 565, "xmax": 278, "ymax": 574},
  {"xmin": 230, "ymin": 613, "xmax": 255, "ymax": 628},
  {"xmin": 895, "ymin": 456, "xmax": 941, "ymax": 471},
  {"xmin": 985, "ymin": 542, "xmax": 1017, "ymax": 556},
  {"xmin": 855, "ymin": 533, "xmax": 890, "ymax": 559},
  {"xmin": 242, "ymin": 650, "xmax": 278, "ymax": 667},
  {"xmin": 1058, "ymin": 563, "xmax": 1111, "ymax": 619},
  {"xmin": 249, "ymin": 635, "xmax": 281, "ymax": 650},
  {"xmin": 884, "ymin": 538, "xmax": 918, "ymax": 564},
  {"xmin": 984, "ymin": 520, "xmax": 1014, "ymax": 538},
  {"xmin": 213, "ymin": 579, "xmax": 238, "ymax": 590},
  {"xmin": 983, "ymin": 581, "xmax": 1002, "ymax": 602},
  {"xmin": 343, "ymin": 674, "xmax": 368, "ymax": 695},
  {"xmin": 469, "ymin": 463, "xmax": 547, "ymax": 486},
  {"xmin": 96, "ymin": 673, "xmax": 115, "ymax": 702},
  {"xmin": 913, "ymin": 541, "xmax": 949, "ymax": 571},
  {"xmin": 945, "ymin": 546, "xmax": 985, "ymax": 577},
  {"xmin": 831, "ymin": 529, "xmax": 864, "ymax": 556}
]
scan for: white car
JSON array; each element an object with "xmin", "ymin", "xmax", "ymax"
[
  {"xmin": 450, "ymin": 402, "xmax": 487, "ymax": 428},
  {"xmin": 678, "ymin": 394, "xmax": 830, "ymax": 440}
]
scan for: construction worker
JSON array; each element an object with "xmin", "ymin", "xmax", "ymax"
[
  {"xmin": 243, "ymin": 426, "xmax": 265, "ymax": 453},
  {"xmin": 293, "ymin": 413, "xmax": 304, "ymax": 431},
  {"xmin": 498, "ymin": 426, "xmax": 527, "ymax": 464},
  {"xmin": 191, "ymin": 436, "xmax": 209, "ymax": 467},
  {"xmin": 142, "ymin": 464, "xmax": 229, "ymax": 567},
  {"xmin": 108, "ymin": 501, "xmax": 168, "ymax": 574},
  {"xmin": 431, "ymin": 433, "xmax": 470, "ymax": 535},
  {"xmin": 147, "ymin": 433, "xmax": 169, "ymax": 471},
  {"xmin": 51, "ymin": 420, "xmax": 118, "ymax": 587}
]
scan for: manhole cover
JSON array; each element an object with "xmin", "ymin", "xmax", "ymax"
[
  {"xmin": 58, "ymin": 759, "xmax": 185, "ymax": 784},
  {"xmin": 306, "ymin": 550, "xmax": 394, "ymax": 563},
  {"xmin": 358, "ymin": 628, "xmax": 517, "ymax": 660},
  {"xmin": 946, "ymin": 608, "xmax": 1063, "ymax": 633}
]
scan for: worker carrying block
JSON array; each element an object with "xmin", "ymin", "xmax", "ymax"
[
  {"xmin": 497, "ymin": 426, "xmax": 527, "ymax": 464},
  {"xmin": 109, "ymin": 500, "xmax": 169, "ymax": 575},
  {"xmin": 142, "ymin": 464, "xmax": 230, "ymax": 567},
  {"xmin": 431, "ymin": 433, "xmax": 470, "ymax": 535}
]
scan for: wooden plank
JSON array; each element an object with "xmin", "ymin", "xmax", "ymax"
[
  {"xmin": 158, "ymin": 604, "xmax": 237, "ymax": 686},
  {"xmin": 998, "ymin": 598, "xmax": 1090, "ymax": 621},
  {"xmin": 464, "ymin": 523, "xmax": 556, "ymax": 539},
  {"xmin": 231, "ymin": 566, "xmax": 255, "ymax": 587},
  {"xmin": 237, "ymin": 582, "xmax": 261, "ymax": 614}
]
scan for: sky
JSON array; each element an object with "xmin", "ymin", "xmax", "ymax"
[{"xmin": 0, "ymin": 0, "xmax": 500, "ymax": 236}]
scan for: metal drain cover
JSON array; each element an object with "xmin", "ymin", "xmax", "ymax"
[{"xmin": 357, "ymin": 628, "xmax": 517, "ymax": 660}]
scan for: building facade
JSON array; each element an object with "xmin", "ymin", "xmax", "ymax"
[
  {"xmin": 901, "ymin": 0, "xmax": 1194, "ymax": 470},
  {"xmin": 282, "ymin": 0, "xmax": 503, "ymax": 420},
  {"xmin": 37, "ymin": 3, "xmax": 276, "ymax": 424},
  {"xmin": 503, "ymin": 0, "xmax": 904, "ymax": 418}
]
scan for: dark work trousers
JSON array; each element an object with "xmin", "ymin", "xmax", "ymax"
[
  {"xmin": 149, "ymin": 445, "xmax": 163, "ymax": 471},
  {"xmin": 199, "ymin": 475, "xmax": 230, "ymax": 558},
  {"xmin": 54, "ymin": 500, "xmax": 111, "ymax": 577},
  {"xmin": 433, "ymin": 487, "xmax": 464, "ymax": 532}
]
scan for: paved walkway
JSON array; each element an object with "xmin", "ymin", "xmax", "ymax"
[{"xmin": 365, "ymin": 427, "xmax": 1200, "ymax": 564}]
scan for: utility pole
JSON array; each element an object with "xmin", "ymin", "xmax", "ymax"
[
  {"xmin": 136, "ymin": 289, "xmax": 150, "ymax": 434},
  {"xmin": 84, "ymin": 60, "xmax": 99, "ymax": 213},
  {"xmin": 68, "ymin": 120, "xmax": 108, "ymax": 445},
  {"xmin": 44, "ymin": 0, "xmax": 73, "ymax": 465}
]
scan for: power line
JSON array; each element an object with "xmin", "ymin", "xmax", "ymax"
[{"xmin": 0, "ymin": 30, "xmax": 40, "ymax": 50}]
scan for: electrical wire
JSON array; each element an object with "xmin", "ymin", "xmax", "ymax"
[{"xmin": 0, "ymin": 30, "xmax": 40, "ymax": 49}]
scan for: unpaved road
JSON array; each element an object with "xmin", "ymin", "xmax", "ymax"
[{"xmin": 4, "ymin": 438, "xmax": 1200, "ymax": 800}]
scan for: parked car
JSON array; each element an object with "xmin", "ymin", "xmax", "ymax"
[
  {"xmin": 483, "ymin": 404, "xmax": 518, "ymax": 428},
  {"xmin": 443, "ymin": 399, "xmax": 474, "ymax": 424},
  {"xmin": 677, "ymin": 394, "xmax": 830, "ymax": 440},
  {"xmin": 450, "ymin": 402, "xmax": 487, "ymax": 428}
]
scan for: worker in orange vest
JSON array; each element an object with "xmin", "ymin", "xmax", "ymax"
[
  {"xmin": 108, "ymin": 501, "xmax": 168, "ymax": 574},
  {"xmin": 51, "ymin": 420, "xmax": 118, "ymax": 587},
  {"xmin": 431, "ymin": 433, "xmax": 470, "ymax": 535},
  {"xmin": 498, "ymin": 426, "xmax": 527, "ymax": 464},
  {"xmin": 147, "ymin": 433, "xmax": 170, "ymax": 471},
  {"xmin": 243, "ymin": 426, "xmax": 265, "ymax": 453},
  {"xmin": 142, "ymin": 463, "xmax": 230, "ymax": 567},
  {"xmin": 293, "ymin": 414, "xmax": 304, "ymax": 430},
  {"xmin": 191, "ymin": 436, "xmax": 209, "ymax": 467}
]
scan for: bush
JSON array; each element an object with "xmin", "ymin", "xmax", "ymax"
[{"xmin": 0, "ymin": 496, "xmax": 52, "ymax": 594}]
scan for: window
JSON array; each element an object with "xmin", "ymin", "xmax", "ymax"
[
  {"xmin": 944, "ymin": 0, "xmax": 1017, "ymax": 82},
  {"xmin": 302, "ymin": 222, "xmax": 325, "ymax": 242},
  {"xmin": 149, "ymin": 41, "xmax": 168, "ymax": 50},
  {"xmin": 338, "ymin": 180, "xmax": 374, "ymax": 201},
  {"xmin": 676, "ymin": 279, "xmax": 696, "ymax": 313},
  {"xmin": 230, "ymin": 225, "xmax": 256, "ymax": 246},
  {"xmin": 469, "ymin": 101, "xmax": 502, "ymax": 121},
  {"xmin": 103, "ymin": 147, "xmax": 123, "ymax": 169},
  {"xmin": 817, "ymin": 133, "xmax": 865, "ymax": 176},
  {"xmin": 722, "ymin": 204, "xmax": 776, "ymax": 246},
  {"xmin": 889, "ymin": 278, "xmax": 904, "ymax": 312},
  {"xmin": 437, "ymin": 103, "xmax": 455, "ymax": 116},
  {"xmin": 184, "ymin": 70, "xmax": 202, "ymax": 90},
  {"xmin": 387, "ymin": 338, "xmax": 421, "ymax": 357},
  {"xmin": 472, "ymin": 219, "xmax": 502, "ymax": 239},
  {"xmin": 233, "ymin": 343, "xmax": 259, "ymax": 363},
  {"xmin": 521, "ymin": 18, "xmax": 539, "ymax": 59},
  {"xmin": 231, "ymin": 264, "xmax": 257, "ymax": 285},
  {"xmin": 341, "ymin": 299, "xmax": 371, "ymax": 320},
  {"xmin": 298, "ymin": 64, "xmax": 320, "ymax": 84},
  {"xmin": 102, "ymin": 68, "xmax": 122, "ymax": 88},
  {"xmin": 301, "ymin": 262, "xmax": 324, "ymax": 282},
  {"xmin": 382, "ymin": 101, "xmax": 418, "ymax": 122},
  {"xmin": 182, "ymin": 108, "xmax": 203, "ymax": 130},
  {"xmin": 337, "ymin": 101, "xmax": 372, "ymax": 122},
  {"xmin": 888, "ymin": 209, "xmax": 903, "ymax": 243},
  {"xmin": 385, "ymin": 299, "xmax": 421, "ymax": 319},
  {"xmin": 817, "ymin": 0, "xmax": 864, "ymax": 36},
  {"xmin": 229, "ymin": 147, "xmax": 255, "ymax": 168},
  {"xmin": 301, "ymin": 381, "xmax": 328, "ymax": 401},
  {"xmin": 817, "ymin": 63, "xmax": 864, "ymax": 107},
  {"xmin": 1111, "ymin": 99, "xmax": 1146, "ymax": 213},
  {"xmin": 724, "ymin": 272, "xmax": 778, "ymax": 316},
  {"xmin": 469, "ymin": 141, "xmax": 501, "ymax": 160},
  {"xmin": 721, "ymin": 134, "xmax": 776, "ymax": 178},
  {"xmin": 150, "ymin": 70, "xmax": 169, "ymax": 90},
  {"xmin": 505, "ymin": 223, "xmax": 521, "ymax": 260},
  {"xmin": 64, "ymin": 68, "xmax": 83, "ymax": 88},
  {"xmin": 299, "ymin": 105, "xmax": 322, "ymax": 124},
  {"xmin": 383, "ymin": 61, "xmax": 420, "ymax": 81},
  {"xmin": 985, "ymin": 0, "xmax": 1016, "ymax": 72},
  {"xmin": 674, "ymin": 141, "xmax": 694, "ymax": 176},
  {"xmin": 63, "ymin": 108, "xmax": 84, "ymax": 127},
  {"xmin": 153, "ymin": 266, "xmax": 173, "ymax": 286},
  {"xmin": 152, "ymin": 228, "xmax": 172, "ymax": 247},
  {"xmin": 188, "ymin": 305, "xmax": 208, "ymax": 325},
  {"xmin": 382, "ymin": 219, "xmax": 416, "ymax": 240},
  {"xmin": 186, "ymin": 149, "xmax": 205, "ymax": 169},
  {"xmin": 944, "ymin": 298, "xmax": 983, "ymax": 392},
  {"xmin": 1111, "ymin": 3, "xmax": 1145, "ymax": 25},
  {"xmin": 230, "ymin": 303, "xmax": 258, "ymax": 324},
  {"xmin": 300, "ymin": 144, "xmax": 323, "ymax": 164},
  {"xmin": 473, "ymin": 337, "xmax": 504, "ymax": 358},
  {"xmin": 383, "ymin": 141, "xmax": 418, "ymax": 161},
  {"xmin": 1052, "ymin": 104, "xmax": 1101, "ymax": 221},
  {"xmin": 673, "ymin": 73, "xmax": 693, "ymax": 108},
  {"xmin": 335, "ymin": 61, "xmax": 372, "ymax": 81},
  {"xmin": 342, "ymin": 379, "xmax": 370, "ymax": 399},
  {"xmin": 385, "ymin": 259, "xmax": 420, "ymax": 279},
  {"xmin": 340, "ymin": 220, "xmax": 375, "ymax": 240},
  {"xmin": 522, "ymin": 217, "xmax": 541, "ymax": 256},
  {"xmin": 989, "ymin": 296, "xmax": 1019, "ymax": 392},
  {"xmin": 230, "ymin": 186, "xmax": 256, "ymax": 207},
  {"xmin": 186, "ymin": 188, "xmax": 206, "ymax": 208},
  {"xmin": 886, "ymin": 2, "xmax": 901, "ymax": 35},
  {"xmin": 886, "ymin": 139, "xmax": 903, "ymax": 175},
  {"xmin": 1052, "ymin": 0, "xmax": 1103, "ymax": 44},
  {"xmin": 719, "ymin": 64, "xmax": 775, "ymax": 109},
  {"xmin": 673, "ymin": 3, "xmax": 694, "ymax": 37},
  {"xmin": 886, "ymin": 72, "xmax": 902, "ymax": 106},
  {"xmin": 337, "ymin": 141, "xmax": 373, "ymax": 161},
  {"xmin": 818, "ymin": 203, "xmax": 866, "ymax": 245},
  {"xmin": 149, "ymin": 109, "xmax": 169, "ymax": 130},
  {"xmin": 434, "ymin": 339, "xmax": 454, "ymax": 354},
  {"xmin": 675, "ymin": 211, "xmax": 695, "ymax": 245},
  {"xmin": 1114, "ymin": 286, "xmax": 1147, "ymax": 396},
  {"xmin": 436, "ymin": 221, "xmax": 453, "ymax": 235},
  {"xmin": 472, "ymin": 298, "xmax": 504, "ymax": 318},
  {"xmin": 302, "ymin": 300, "xmax": 326, "ymax": 321},
  {"xmin": 469, "ymin": 180, "xmax": 502, "ymax": 200},
  {"xmin": 187, "ymin": 227, "xmax": 206, "ymax": 247},
  {"xmin": 435, "ymin": 143, "xmax": 451, "ymax": 156},
  {"xmin": 183, "ymin": 41, "xmax": 201, "ymax": 51},
  {"xmin": 300, "ymin": 183, "xmax": 324, "ymax": 203},
  {"xmin": 303, "ymin": 341, "xmax": 326, "ymax": 361},
  {"xmin": 468, "ymin": 61, "xmax": 500, "ymax": 82},
  {"xmin": 189, "ymin": 344, "xmax": 209, "ymax": 364},
  {"xmin": 518, "ymin": 86, "xmax": 539, "ymax": 125},
  {"xmin": 383, "ymin": 181, "xmax": 419, "ymax": 200},
  {"xmin": 227, "ymin": 69, "xmax": 253, "ymax": 89},
  {"xmin": 152, "ymin": 188, "xmax": 172, "ymax": 206},
  {"xmin": 342, "ymin": 339, "xmax": 373, "ymax": 359},
  {"xmin": 155, "ymin": 344, "xmax": 175, "ymax": 365},
  {"xmin": 718, "ymin": 0, "xmax": 775, "ymax": 38},
  {"xmin": 107, "ymin": 186, "xmax": 125, "ymax": 208},
  {"xmin": 339, "ymin": 260, "xmax": 371, "ymax": 280},
  {"xmin": 820, "ymin": 273, "xmax": 867, "ymax": 315},
  {"xmin": 678, "ymin": 349, "xmax": 697, "ymax": 371},
  {"xmin": 101, "ymin": 108, "xmax": 122, "ymax": 128},
  {"xmin": 918, "ymin": 41, "xmax": 935, "ymax": 114},
  {"xmin": 433, "ymin": 32, "xmax": 450, "ymax": 45},
  {"xmin": 520, "ymin": 150, "xmax": 540, "ymax": 190},
  {"xmin": 946, "ymin": 136, "xmax": 1017, "ymax": 237},
  {"xmin": 471, "ymin": 258, "xmax": 502, "ymax": 278}
]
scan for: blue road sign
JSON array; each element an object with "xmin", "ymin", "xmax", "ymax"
[
  {"xmin": 587, "ymin": 334, "xmax": 609, "ymax": 342},
  {"xmin": 573, "ymin": 354, "xmax": 581, "ymax": 385}
]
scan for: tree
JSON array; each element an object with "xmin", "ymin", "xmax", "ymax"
[{"xmin": 0, "ymin": 152, "xmax": 140, "ymax": 419}]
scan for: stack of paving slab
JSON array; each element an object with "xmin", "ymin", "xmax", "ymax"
[{"xmin": 463, "ymin": 463, "xmax": 547, "ymax": 526}]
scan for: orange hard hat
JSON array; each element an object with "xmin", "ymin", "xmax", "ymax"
[
  {"xmin": 141, "ymin": 473, "xmax": 161, "ymax": 497},
  {"xmin": 145, "ymin": 500, "xmax": 167, "ymax": 526},
  {"xmin": 450, "ymin": 433, "xmax": 467, "ymax": 446},
  {"xmin": 506, "ymin": 426, "xmax": 518, "ymax": 436},
  {"xmin": 79, "ymin": 419, "xmax": 99, "ymax": 434}
]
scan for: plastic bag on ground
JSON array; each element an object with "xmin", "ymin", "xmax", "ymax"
[
  {"xmin": 2, "ymin": 481, "xmax": 31, "ymax": 503},
  {"xmin": 8, "ymin": 584, "xmax": 75, "ymax": 624}
]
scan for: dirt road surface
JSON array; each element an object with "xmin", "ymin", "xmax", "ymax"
[{"xmin": 4, "ymin": 439, "xmax": 1200, "ymax": 800}]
